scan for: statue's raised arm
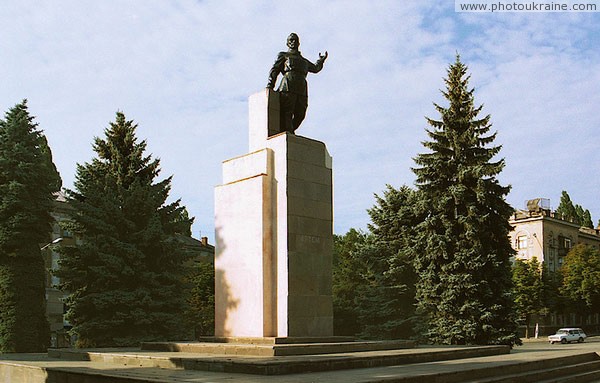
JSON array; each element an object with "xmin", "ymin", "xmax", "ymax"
[{"xmin": 267, "ymin": 33, "xmax": 327, "ymax": 134}]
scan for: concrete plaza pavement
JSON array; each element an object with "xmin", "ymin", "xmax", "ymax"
[{"xmin": 1, "ymin": 337, "xmax": 599, "ymax": 382}]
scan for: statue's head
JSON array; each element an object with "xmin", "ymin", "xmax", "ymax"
[{"xmin": 287, "ymin": 33, "xmax": 300, "ymax": 50}]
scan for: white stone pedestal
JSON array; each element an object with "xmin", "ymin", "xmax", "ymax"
[{"xmin": 214, "ymin": 89, "xmax": 333, "ymax": 338}]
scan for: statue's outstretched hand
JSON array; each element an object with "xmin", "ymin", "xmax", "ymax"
[{"xmin": 319, "ymin": 51, "xmax": 328, "ymax": 62}]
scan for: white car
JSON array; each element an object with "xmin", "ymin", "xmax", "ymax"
[{"xmin": 548, "ymin": 328, "xmax": 587, "ymax": 344}]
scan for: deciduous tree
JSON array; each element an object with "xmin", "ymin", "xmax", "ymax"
[
  {"xmin": 556, "ymin": 191, "xmax": 593, "ymax": 228},
  {"xmin": 512, "ymin": 258, "xmax": 545, "ymax": 338},
  {"xmin": 560, "ymin": 244, "xmax": 600, "ymax": 311}
]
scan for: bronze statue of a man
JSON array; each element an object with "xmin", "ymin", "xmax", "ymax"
[{"xmin": 267, "ymin": 33, "xmax": 327, "ymax": 134}]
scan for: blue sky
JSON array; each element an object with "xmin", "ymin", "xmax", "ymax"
[{"xmin": 1, "ymin": 1, "xmax": 599, "ymax": 242}]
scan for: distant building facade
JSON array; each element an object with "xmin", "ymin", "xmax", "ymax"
[
  {"xmin": 509, "ymin": 198, "xmax": 600, "ymax": 272},
  {"xmin": 509, "ymin": 198, "xmax": 600, "ymax": 334},
  {"xmin": 177, "ymin": 235, "xmax": 215, "ymax": 264},
  {"xmin": 42, "ymin": 192, "xmax": 76, "ymax": 347}
]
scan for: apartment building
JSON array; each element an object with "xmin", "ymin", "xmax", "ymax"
[
  {"xmin": 509, "ymin": 198, "xmax": 600, "ymax": 332},
  {"xmin": 40, "ymin": 192, "xmax": 74, "ymax": 346},
  {"xmin": 509, "ymin": 198, "xmax": 600, "ymax": 272}
]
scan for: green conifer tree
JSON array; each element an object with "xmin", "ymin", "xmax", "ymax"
[
  {"xmin": 356, "ymin": 185, "xmax": 420, "ymax": 339},
  {"xmin": 184, "ymin": 257, "xmax": 215, "ymax": 338},
  {"xmin": 412, "ymin": 56, "xmax": 519, "ymax": 346},
  {"xmin": 333, "ymin": 186, "xmax": 422, "ymax": 339},
  {"xmin": 0, "ymin": 100, "xmax": 61, "ymax": 352},
  {"xmin": 56, "ymin": 112, "xmax": 193, "ymax": 347},
  {"xmin": 332, "ymin": 228, "xmax": 366, "ymax": 336}
]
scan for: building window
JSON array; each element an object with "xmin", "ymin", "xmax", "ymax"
[
  {"xmin": 548, "ymin": 232, "xmax": 555, "ymax": 248},
  {"xmin": 548, "ymin": 247, "xmax": 557, "ymax": 271},
  {"xmin": 558, "ymin": 235, "xmax": 573, "ymax": 257},
  {"xmin": 517, "ymin": 235, "xmax": 528, "ymax": 249},
  {"xmin": 560, "ymin": 237, "xmax": 572, "ymax": 250},
  {"xmin": 51, "ymin": 254, "xmax": 60, "ymax": 287}
]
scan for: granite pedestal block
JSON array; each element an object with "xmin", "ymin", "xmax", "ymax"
[{"xmin": 214, "ymin": 89, "xmax": 333, "ymax": 338}]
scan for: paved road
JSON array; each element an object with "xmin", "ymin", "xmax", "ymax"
[{"xmin": 519, "ymin": 335, "xmax": 600, "ymax": 352}]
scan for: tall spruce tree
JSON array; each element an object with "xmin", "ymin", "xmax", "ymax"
[
  {"xmin": 56, "ymin": 112, "xmax": 193, "ymax": 347},
  {"xmin": 412, "ymin": 56, "xmax": 519, "ymax": 346},
  {"xmin": 0, "ymin": 100, "xmax": 61, "ymax": 352}
]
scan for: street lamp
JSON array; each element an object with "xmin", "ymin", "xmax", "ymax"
[{"xmin": 41, "ymin": 237, "xmax": 63, "ymax": 251}]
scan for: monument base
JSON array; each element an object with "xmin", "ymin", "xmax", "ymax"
[
  {"xmin": 214, "ymin": 131, "xmax": 334, "ymax": 338},
  {"xmin": 140, "ymin": 338, "xmax": 416, "ymax": 356},
  {"xmin": 196, "ymin": 335, "xmax": 355, "ymax": 344}
]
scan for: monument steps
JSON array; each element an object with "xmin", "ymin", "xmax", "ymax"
[
  {"xmin": 46, "ymin": 344, "xmax": 509, "ymax": 375},
  {"xmin": 2, "ymin": 346, "xmax": 599, "ymax": 382}
]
